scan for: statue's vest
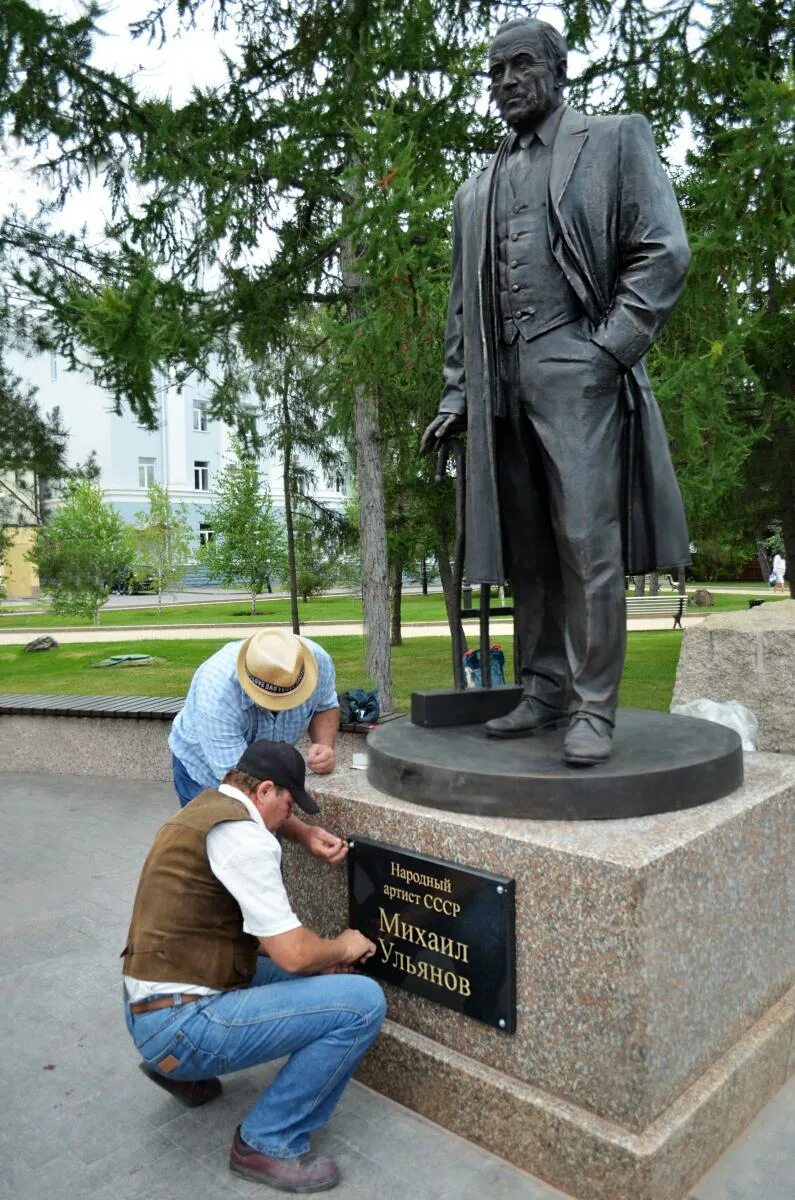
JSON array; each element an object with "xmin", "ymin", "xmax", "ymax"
[{"xmin": 496, "ymin": 137, "xmax": 580, "ymax": 344}]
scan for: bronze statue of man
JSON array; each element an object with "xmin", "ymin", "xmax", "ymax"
[{"xmin": 422, "ymin": 18, "xmax": 690, "ymax": 767}]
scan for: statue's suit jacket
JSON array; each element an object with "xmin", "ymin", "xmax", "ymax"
[{"xmin": 440, "ymin": 106, "xmax": 692, "ymax": 583}]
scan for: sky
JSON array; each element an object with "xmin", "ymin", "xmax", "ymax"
[{"xmin": 1, "ymin": 1, "xmax": 236, "ymax": 230}]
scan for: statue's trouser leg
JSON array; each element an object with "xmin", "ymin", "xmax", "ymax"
[{"xmin": 496, "ymin": 321, "xmax": 625, "ymax": 725}]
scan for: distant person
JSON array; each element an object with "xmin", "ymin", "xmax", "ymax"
[
  {"xmin": 170, "ymin": 629, "xmax": 344, "ymax": 862},
  {"xmin": 772, "ymin": 552, "xmax": 786, "ymax": 593},
  {"xmin": 123, "ymin": 740, "xmax": 385, "ymax": 1193}
]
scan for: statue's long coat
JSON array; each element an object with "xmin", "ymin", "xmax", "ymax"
[{"xmin": 440, "ymin": 106, "xmax": 692, "ymax": 583}]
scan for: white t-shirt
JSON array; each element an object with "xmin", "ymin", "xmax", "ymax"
[{"xmin": 124, "ymin": 784, "xmax": 301, "ymax": 1001}]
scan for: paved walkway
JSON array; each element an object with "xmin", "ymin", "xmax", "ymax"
[
  {"xmin": 0, "ymin": 771, "xmax": 791, "ymax": 1200},
  {"xmin": 0, "ymin": 615, "xmax": 707, "ymax": 646}
]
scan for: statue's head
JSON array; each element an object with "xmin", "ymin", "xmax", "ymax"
[{"xmin": 488, "ymin": 18, "xmax": 568, "ymax": 132}]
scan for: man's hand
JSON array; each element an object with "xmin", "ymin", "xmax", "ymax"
[
  {"xmin": 259, "ymin": 925, "xmax": 373, "ymax": 974},
  {"xmin": 302, "ymin": 825, "xmax": 348, "ymax": 866},
  {"xmin": 306, "ymin": 742, "xmax": 335, "ymax": 774},
  {"xmin": 335, "ymin": 928, "xmax": 377, "ymax": 964},
  {"xmin": 281, "ymin": 815, "xmax": 347, "ymax": 865},
  {"xmin": 420, "ymin": 412, "xmax": 465, "ymax": 454}
]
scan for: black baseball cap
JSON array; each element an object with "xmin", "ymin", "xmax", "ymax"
[{"xmin": 236, "ymin": 740, "xmax": 320, "ymax": 815}]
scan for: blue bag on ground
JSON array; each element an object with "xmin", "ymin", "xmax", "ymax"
[{"xmin": 463, "ymin": 645, "xmax": 506, "ymax": 688}]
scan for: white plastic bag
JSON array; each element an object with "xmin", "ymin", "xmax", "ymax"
[{"xmin": 670, "ymin": 698, "xmax": 758, "ymax": 751}]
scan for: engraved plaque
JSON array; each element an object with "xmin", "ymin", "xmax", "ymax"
[{"xmin": 348, "ymin": 837, "xmax": 516, "ymax": 1032}]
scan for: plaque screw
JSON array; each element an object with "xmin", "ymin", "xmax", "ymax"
[
  {"xmin": 498, "ymin": 1018, "xmax": 507, "ymax": 1029},
  {"xmin": 496, "ymin": 885, "xmax": 505, "ymax": 895}
]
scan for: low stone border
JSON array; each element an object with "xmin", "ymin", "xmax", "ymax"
[{"xmin": 0, "ymin": 698, "xmax": 369, "ymax": 781}]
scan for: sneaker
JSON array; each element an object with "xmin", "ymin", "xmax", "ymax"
[
  {"xmin": 230, "ymin": 1128, "xmax": 339, "ymax": 1192},
  {"xmin": 138, "ymin": 1061, "xmax": 222, "ymax": 1107}
]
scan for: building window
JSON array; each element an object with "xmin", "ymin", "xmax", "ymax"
[
  {"xmin": 138, "ymin": 457, "xmax": 156, "ymax": 488},
  {"xmin": 193, "ymin": 401, "xmax": 209, "ymax": 432},
  {"xmin": 325, "ymin": 469, "xmax": 347, "ymax": 493},
  {"xmin": 194, "ymin": 460, "xmax": 210, "ymax": 491},
  {"xmin": 199, "ymin": 522, "xmax": 214, "ymax": 546}
]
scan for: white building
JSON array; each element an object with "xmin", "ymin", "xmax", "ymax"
[{"xmin": 8, "ymin": 350, "xmax": 347, "ymax": 556}]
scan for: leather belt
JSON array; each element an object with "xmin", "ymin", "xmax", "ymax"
[{"xmin": 129, "ymin": 994, "xmax": 206, "ymax": 1015}]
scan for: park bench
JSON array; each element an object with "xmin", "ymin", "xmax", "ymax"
[{"xmin": 625, "ymin": 594, "xmax": 687, "ymax": 628}]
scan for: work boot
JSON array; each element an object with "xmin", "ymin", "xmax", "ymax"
[
  {"xmin": 485, "ymin": 696, "xmax": 568, "ymax": 739},
  {"xmin": 230, "ymin": 1127, "xmax": 340, "ymax": 1192},
  {"xmin": 138, "ymin": 1061, "xmax": 222, "ymax": 1107},
  {"xmin": 563, "ymin": 714, "xmax": 613, "ymax": 766}
]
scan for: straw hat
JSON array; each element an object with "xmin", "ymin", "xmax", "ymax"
[{"xmin": 236, "ymin": 630, "xmax": 318, "ymax": 710}]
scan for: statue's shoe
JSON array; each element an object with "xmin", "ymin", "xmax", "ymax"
[
  {"xmin": 485, "ymin": 697, "xmax": 568, "ymax": 739},
  {"xmin": 563, "ymin": 715, "xmax": 613, "ymax": 766}
]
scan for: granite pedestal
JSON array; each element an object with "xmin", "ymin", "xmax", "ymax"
[
  {"xmin": 672, "ymin": 600, "xmax": 795, "ymax": 752},
  {"xmin": 284, "ymin": 745, "xmax": 795, "ymax": 1200}
]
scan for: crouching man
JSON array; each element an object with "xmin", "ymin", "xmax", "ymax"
[{"xmin": 122, "ymin": 740, "xmax": 385, "ymax": 1193}]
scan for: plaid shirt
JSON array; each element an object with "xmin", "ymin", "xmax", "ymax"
[{"xmin": 169, "ymin": 638, "xmax": 338, "ymax": 789}]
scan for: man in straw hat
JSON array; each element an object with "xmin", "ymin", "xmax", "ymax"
[
  {"xmin": 170, "ymin": 630, "xmax": 344, "ymax": 864},
  {"xmin": 123, "ymin": 739, "xmax": 385, "ymax": 1193}
]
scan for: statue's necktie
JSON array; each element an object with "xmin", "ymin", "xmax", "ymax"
[{"xmin": 509, "ymin": 132, "xmax": 537, "ymax": 191}]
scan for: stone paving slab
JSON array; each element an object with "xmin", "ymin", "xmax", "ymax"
[{"xmin": 0, "ymin": 771, "xmax": 790, "ymax": 1200}]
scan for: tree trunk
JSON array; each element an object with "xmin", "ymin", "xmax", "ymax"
[
  {"xmin": 633, "ymin": 574, "xmax": 646, "ymax": 596},
  {"xmin": 677, "ymin": 564, "xmax": 687, "ymax": 595},
  {"xmin": 390, "ymin": 556, "xmax": 403, "ymax": 647},
  {"xmin": 354, "ymin": 383, "xmax": 393, "ymax": 710},
  {"xmin": 756, "ymin": 539, "xmax": 771, "ymax": 583},
  {"xmin": 648, "ymin": 571, "xmax": 660, "ymax": 595},
  {"xmin": 781, "ymin": 502, "xmax": 795, "ymax": 600},
  {"xmin": 420, "ymin": 556, "xmax": 428, "ymax": 595},
  {"xmin": 281, "ymin": 381, "xmax": 300, "ymax": 635},
  {"xmin": 251, "ymin": 589, "xmax": 258, "ymax": 616},
  {"xmin": 341, "ymin": 211, "xmax": 393, "ymax": 709}
]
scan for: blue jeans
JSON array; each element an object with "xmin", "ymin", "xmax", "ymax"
[
  {"xmin": 171, "ymin": 754, "xmax": 204, "ymax": 808},
  {"xmin": 125, "ymin": 958, "xmax": 386, "ymax": 1158}
]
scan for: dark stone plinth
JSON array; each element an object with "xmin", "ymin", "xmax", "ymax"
[
  {"xmin": 411, "ymin": 685, "xmax": 522, "ymax": 727},
  {"xmin": 367, "ymin": 708, "xmax": 743, "ymax": 819}
]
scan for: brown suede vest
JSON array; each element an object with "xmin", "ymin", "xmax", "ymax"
[{"xmin": 122, "ymin": 790, "xmax": 260, "ymax": 990}]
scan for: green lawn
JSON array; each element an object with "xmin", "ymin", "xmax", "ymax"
[
  {"xmin": 689, "ymin": 580, "xmax": 769, "ymax": 590},
  {"xmin": 680, "ymin": 592, "xmax": 786, "ymax": 614},
  {"xmin": 0, "ymin": 630, "xmax": 682, "ymax": 713},
  {"xmin": 0, "ymin": 592, "xmax": 450, "ymax": 629},
  {"xmin": 0, "ymin": 586, "xmax": 786, "ymax": 629}
]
